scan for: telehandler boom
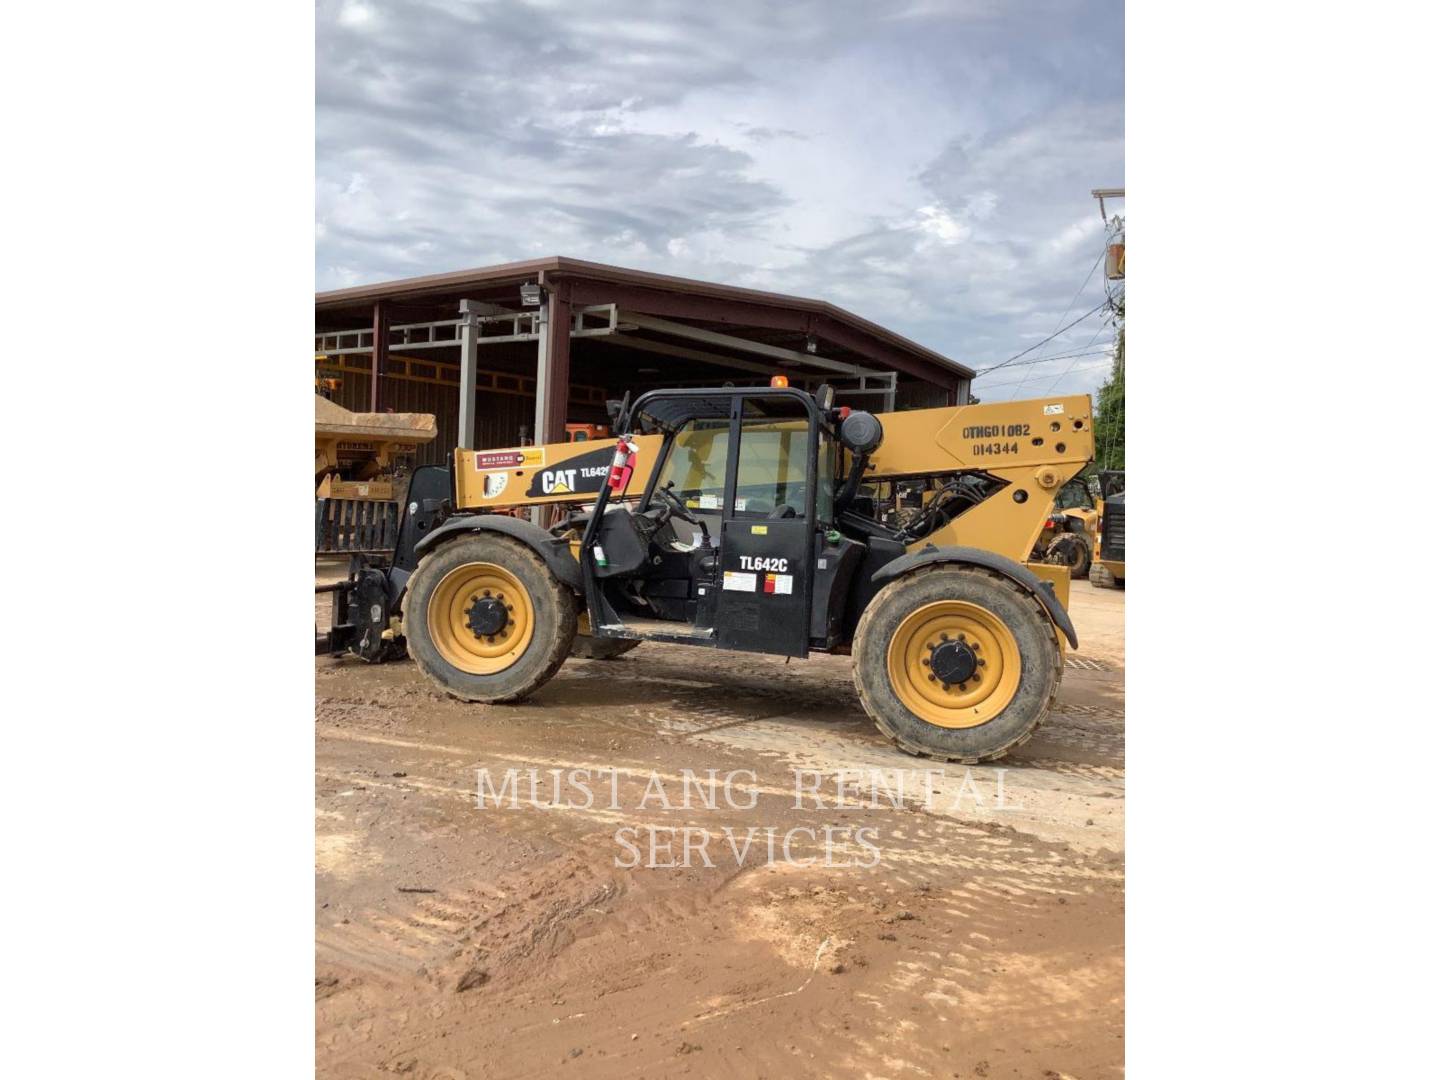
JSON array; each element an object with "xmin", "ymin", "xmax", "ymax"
[{"xmin": 323, "ymin": 385, "xmax": 1094, "ymax": 763}]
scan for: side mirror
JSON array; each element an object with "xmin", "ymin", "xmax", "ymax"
[
  {"xmin": 606, "ymin": 391, "xmax": 631, "ymax": 431},
  {"xmin": 815, "ymin": 384, "xmax": 835, "ymax": 411}
]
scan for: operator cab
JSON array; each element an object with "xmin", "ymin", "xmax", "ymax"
[
  {"xmin": 1053, "ymin": 478, "xmax": 1094, "ymax": 512},
  {"xmin": 579, "ymin": 386, "xmax": 863, "ymax": 657}
]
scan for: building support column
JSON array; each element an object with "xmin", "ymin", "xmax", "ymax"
[
  {"xmin": 533, "ymin": 281, "xmax": 572, "ymax": 446},
  {"xmin": 532, "ymin": 304, "xmax": 550, "ymax": 445},
  {"xmin": 457, "ymin": 300, "xmax": 481, "ymax": 450},
  {"xmin": 369, "ymin": 300, "xmax": 389, "ymax": 411},
  {"xmin": 529, "ymin": 283, "xmax": 572, "ymax": 526}
]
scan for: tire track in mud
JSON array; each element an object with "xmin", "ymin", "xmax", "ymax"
[
  {"xmin": 317, "ymin": 732, "xmax": 1121, "ymax": 921},
  {"xmin": 317, "ymin": 784, "xmax": 1122, "ymax": 1077},
  {"xmin": 317, "ymin": 592, "xmax": 1125, "ymax": 1078}
]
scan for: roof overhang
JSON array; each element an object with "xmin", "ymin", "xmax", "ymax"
[{"xmin": 316, "ymin": 256, "xmax": 973, "ymax": 387}]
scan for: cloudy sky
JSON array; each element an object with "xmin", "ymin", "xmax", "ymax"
[{"xmin": 317, "ymin": 0, "xmax": 1123, "ymax": 397}]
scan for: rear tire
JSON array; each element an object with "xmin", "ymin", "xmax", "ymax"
[
  {"xmin": 852, "ymin": 565, "xmax": 1061, "ymax": 763},
  {"xmin": 1089, "ymin": 562, "xmax": 1119, "ymax": 589},
  {"xmin": 1045, "ymin": 532, "xmax": 1092, "ymax": 578},
  {"xmin": 402, "ymin": 533, "xmax": 577, "ymax": 702},
  {"xmin": 570, "ymin": 636, "xmax": 640, "ymax": 660}
]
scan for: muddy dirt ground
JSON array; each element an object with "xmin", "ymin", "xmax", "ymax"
[{"xmin": 317, "ymin": 569, "xmax": 1124, "ymax": 1079}]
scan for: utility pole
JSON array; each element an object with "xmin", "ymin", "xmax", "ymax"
[
  {"xmin": 1091, "ymin": 188, "xmax": 1125, "ymax": 281},
  {"xmin": 1091, "ymin": 187, "xmax": 1124, "ymax": 224},
  {"xmin": 1089, "ymin": 188, "xmax": 1125, "ymax": 471}
]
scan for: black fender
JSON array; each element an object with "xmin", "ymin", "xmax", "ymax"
[
  {"xmin": 413, "ymin": 514, "xmax": 583, "ymax": 591},
  {"xmin": 871, "ymin": 545, "xmax": 1079, "ymax": 649}
]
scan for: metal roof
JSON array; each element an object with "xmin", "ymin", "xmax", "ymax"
[{"xmin": 315, "ymin": 256, "xmax": 973, "ymax": 383}]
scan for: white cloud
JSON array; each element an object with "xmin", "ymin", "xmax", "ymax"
[
  {"xmin": 316, "ymin": 0, "xmax": 1124, "ymax": 397},
  {"xmin": 1048, "ymin": 215, "xmax": 1105, "ymax": 258},
  {"xmin": 916, "ymin": 205, "xmax": 971, "ymax": 244},
  {"xmin": 337, "ymin": 2, "xmax": 376, "ymax": 29}
]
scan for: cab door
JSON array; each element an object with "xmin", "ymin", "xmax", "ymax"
[{"xmin": 714, "ymin": 391, "xmax": 818, "ymax": 658}]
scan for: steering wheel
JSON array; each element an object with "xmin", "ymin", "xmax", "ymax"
[{"xmin": 657, "ymin": 481, "xmax": 701, "ymax": 525}]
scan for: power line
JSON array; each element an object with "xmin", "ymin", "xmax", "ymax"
[
  {"xmin": 974, "ymin": 298, "xmax": 1112, "ymax": 376},
  {"xmin": 1037, "ymin": 320, "xmax": 1112, "ymax": 397},
  {"xmin": 1056, "ymin": 246, "xmax": 1107, "ymax": 331},
  {"xmin": 978, "ymin": 360, "xmax": 1112, "ymax": 390},
  {"xmin": 1005, "ymin": 245, "xmax": 1109, "ymax": 399},
  {"xmin": 972, "ymin": 346, "xmax": 1113, "ymax": 378}
]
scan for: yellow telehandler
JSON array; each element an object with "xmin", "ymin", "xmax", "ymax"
[{"xmin": 321, "ymin": 383, "xmax": 1093, "ymax": 763}]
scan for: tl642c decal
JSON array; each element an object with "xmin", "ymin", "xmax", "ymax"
[{"xmin": 737, "ymin": 555, "xmax": 789, "ymax": 572}]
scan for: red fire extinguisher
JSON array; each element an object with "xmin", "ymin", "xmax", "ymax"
[{"xmin": 606, "ymin": 435, "xmax": 638, "ymax": 493}]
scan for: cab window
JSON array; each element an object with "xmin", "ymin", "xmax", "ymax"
[
  {"xmin": 733, "ymin": 396, "xmax": 811, "ymax": 518},
  {"xmin": 1054, "ymin": 481, "xmax": 1092, "ymax": 511},
  {"xmin": 653, "ymin": 418, "xmax": 729, "ymax": 511}
]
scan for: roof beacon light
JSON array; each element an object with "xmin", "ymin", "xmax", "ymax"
[{"xmin": 770, "ymin": 375, "xmax": 789, "ymax": 388}]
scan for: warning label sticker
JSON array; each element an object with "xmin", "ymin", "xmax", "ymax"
[
  {"xmin": 764, "ymin": 573, "xmax": 793, "ymax": 595},
  {"xmin": 723, "ymin": 571, "xmax": 757, "ymax": 592},
  {"xmin": 1043, "ymin": 403, "xmax": 1065, "ymax": 416},
  {"xmin": 475, "ymin": 447, "xmax": 545, "ymax": 471}
]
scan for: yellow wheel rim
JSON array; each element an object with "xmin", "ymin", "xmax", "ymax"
[
  {"xmin": 426, "ymin": 562, "xmax": 535, "ymax": 675},
  {"xmin": 885, "ymin": 600, "xmax": 1022, "ymax": 729}
]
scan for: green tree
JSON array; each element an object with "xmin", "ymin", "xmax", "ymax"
[{"xmin": 1092, "ymin": 293, "xmax": 1125, "ymax": 470}]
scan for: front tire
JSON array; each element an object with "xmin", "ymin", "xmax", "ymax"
[
  {"xmin": 402, "ymin": 533, "xmax": 577, "ymax": 702},
  {"xmin": 852, "ymin": 565, "xmax": 1061, "ymax": 763}
]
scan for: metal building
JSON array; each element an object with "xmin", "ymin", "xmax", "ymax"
[{"xmin": 315, "ymin": 257, "xmax": 973, "ymax": 464}]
